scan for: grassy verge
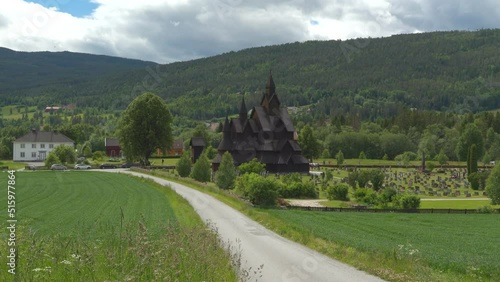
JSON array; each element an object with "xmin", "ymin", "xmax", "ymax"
[
  {"xmin": 0, "ymin": 160, "xmax": 28, "ymax": 170},
  {"xmin": 322, "ymin": 199, "xmax": 499, "ymax": 209},
  {"xmin": 265, "ymin": 210, "xmax": 499, "ymax": 281},
  {"xmin": 420, "ymin": 199, "xmax": 499, "ymax": 209},
  {"xmin": 140, "ymin": 169, "xmax": 500, "ymax": 282},
  {"xmin": 0, "ymin": 171, "xmax": 237, "ymax": 281},
  {"xmin": 316, "ymin": 158, "xmax": 468, "ymax": 167}
]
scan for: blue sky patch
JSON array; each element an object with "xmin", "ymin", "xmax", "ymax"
[{"xmin": 27, "ymin": 0, "xmax": 98, "ymax": 17}]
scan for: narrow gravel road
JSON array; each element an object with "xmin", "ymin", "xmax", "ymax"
[{"xmin": 110, "ymin": 170, "xmax": 385, "ymax": 282}]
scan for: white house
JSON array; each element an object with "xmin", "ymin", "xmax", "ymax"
[{"xmin": 13, "ymin": 129, "xmax": 74, "ymax": 162}]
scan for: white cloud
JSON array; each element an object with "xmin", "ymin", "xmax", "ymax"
[{"xmin": 1, "ymin": 0, "xmax": 499, "ymax": 63}]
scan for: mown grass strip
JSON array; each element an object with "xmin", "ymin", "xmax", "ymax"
[{"xmin": 420, "ymin": 199, "xmax": 495, "ymax": 209}]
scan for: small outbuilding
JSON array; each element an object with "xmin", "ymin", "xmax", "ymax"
[
  {"xmin": 105, "ymin": 138, "xmax": 122, "ymax": 158},
  {"xmin": 190, "ymin": 137, "xmax": 206, "ymax": 163}
]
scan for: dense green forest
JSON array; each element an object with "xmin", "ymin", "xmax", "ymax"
[
  {"xmin": 1, "ymin": 29, "xmax": 500, "ymax": 119},
  {"xmin": 1, "ymin": 29, "xmax": 500, "ymax": 164}
]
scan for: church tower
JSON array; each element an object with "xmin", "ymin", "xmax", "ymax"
[
  {"xmin": 262, "ymin": 72, "xmax": 280, "ymax": 114},
  {"xmin": 212, "ymin": 73, "xmax": 309, "ymax": 173},
  {"xmin": 239, "ymin": 95, "xmax": 247, "ymax": 122}
]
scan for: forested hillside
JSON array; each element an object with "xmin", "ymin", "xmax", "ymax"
[
  {"xmin": 0, "ymin": 47, "xmax": 155, "ymax": 106},
  {"xmin": 1, "ymin": 29, "xmax": 499, "ymax": 120}
]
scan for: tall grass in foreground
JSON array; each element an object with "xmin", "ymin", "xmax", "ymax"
[
  {"xmin": 0, "ymin": 172, "xmax": 246, "ymax": 281},
  {"xmin": 1, "ymin": 220, "xmax": 238, "ymax": 281}
]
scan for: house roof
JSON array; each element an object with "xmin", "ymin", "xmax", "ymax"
[
  {"xmin": 15, "ymin": 130, "xmax": 74, "ymax": 143},
  {"xmin": 105, "ymin": 138, "xmax": 120, "ymax": 147},
  {"xmin": 172, "ymin": 139, "xmax": 183, "ymax": 149},
  {"xmin": 278, "ymin": 108, "xmax": 295, "ymax": 132},
  {"xmin": 190, "ymin": 137, "xmax": 206, "ymax": 147}
]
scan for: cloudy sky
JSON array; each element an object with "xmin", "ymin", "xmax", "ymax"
[{"xmin": 1, "ymin": 0, "xmax": 499, "ymax": 63}]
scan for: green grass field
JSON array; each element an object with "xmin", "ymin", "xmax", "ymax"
[
  {"xmin": 0, "ymin": 161, "xmax": 28, "ymax": 170},
  {"xmin": 420, "ymin": 199, "xmax": 497, "ymax": 209},
  {"xmin": 0, "ymin": 171, "xmax": 237, "ymax": 281},
  {"xmin": 264, "ymin": 209, "xmax": 500, "ymax": 281},
  {"xmin": 12, "ymin": 171, "xmax": 176, "ymax": 236},
  {"xmin": 0, "ymin": 105, "xmax": 38, "ymax": 120},
  {"xmin": 322, "ymin": 198, "xmax": 499, "ymax": 209}
]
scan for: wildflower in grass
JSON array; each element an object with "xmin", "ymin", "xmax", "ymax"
[
  {"xmin": 43, "ymin": 253, "xmax": 54, "ymax": 259},
  {"xmin": 32, "ymin": 266, "xmax": 52, "ymax": 272},
  {"xmin": 395, "ymin": 243, "xmax": 420, "ymax": 261},
  {"xmin": 60, "ymin": 260, "xmax": 72, "ymax": 265}
]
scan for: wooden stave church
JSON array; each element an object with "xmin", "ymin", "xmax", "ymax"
[{"xmin": 212, "ymin": 73, "xmax": 309, "ymax": 173}]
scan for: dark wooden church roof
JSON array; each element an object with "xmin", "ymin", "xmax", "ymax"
[{"xmin": 213, "ymin": 73, "xmax": 309, "ymax": 173}]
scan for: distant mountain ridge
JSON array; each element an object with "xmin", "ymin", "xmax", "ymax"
[
  {"xmin": 1, "ymin": 29, "xmax": 500, "ymax": 120},
  {"xmin": 0, "ymin": 47, "xmax": 155, "ymax": 93}
]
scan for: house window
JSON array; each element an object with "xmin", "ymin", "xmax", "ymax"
[
  {"xmin": 32, "ymin": 144, "xmax": 36, "ymax": 148},
  {"xmin": 32, "ymin": 152, "xmax": 36, "ymax": 158},
  {"xmin": 20, "ymin": 152, "xmax": 25, "ymax": 158},
  {"xmin": 20, "ymin": 144, "xmax": 25, "ymax": 148},
  {"xmin": 41, "ymin": 144, "xmax": 45, "ymax": 149},
  {"xmin": 49, "ymin": 144, "xmax": 54, "ymax": 149}
]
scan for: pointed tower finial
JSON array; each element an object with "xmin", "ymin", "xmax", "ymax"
[
  {"xmin": 266, "ymin": 71, "xmax": 275, "ymax": 94},
  {"xmin": 239, "ymin": 94, "xmax": 247, "ymax": 122},
  {"xmin": 223, "ymin": 116, "xmax": 230, "ymax": 132}
]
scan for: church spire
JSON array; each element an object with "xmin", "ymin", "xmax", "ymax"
[
  {"xmin": 239, "ymin": 95, "xmax": 247, "ymax": 121},
  {"xmin": 222, "ymin": 116, "xmax": 230, "ymax": 132},
  {"xmin": 265, "ymin": 70, "xmax": 275, "ymax": 97}
]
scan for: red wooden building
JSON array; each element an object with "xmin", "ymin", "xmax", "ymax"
[
  {"xmin": 157, "ymin": 139, "xmax": 184, "ymax": 156},
  {"xmin": 105, "ymin": 138, "xmax": 122, "ymax": 158}
]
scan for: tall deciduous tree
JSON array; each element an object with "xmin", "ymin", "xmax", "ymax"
[
  {"xmin": 216, "ymin": 152, "xmax": 237, "ymax": 189},
  {"xmin": 117, "ymin": 93, "xmax": 173, "ymax": 165},
  {"xmin": 435, "ymin": 149, "xmax": 449, "ymax": 165},
  {"xmin": 335, "ymin": 150, "xmax": 344, "ymax": 167},
  {"xmin": 456, "ymin": 123, "xmax": 484, "ymax": 161},
  {"xmin": 52, "ymin": 145, "xmax": 76, "ymax": 164},
  {"xmin": 45, "ymin": 152, "xmax": 61, "ymax": 167},
  {"xmin": 298, "ymin": 125, "xmax": 321, "ymax": 161}
]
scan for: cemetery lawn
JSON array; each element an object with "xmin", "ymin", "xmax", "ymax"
[
  {"xmin": 420, "ymin": 199, "xmax": 498, "ymax": 209},
  {"xmin": 263, "ymin": 209, "xmax": 500, "ymax": 281},
  {"xmin": 0, "ymin": 171, "xmax": 237, "ymax": 281}
]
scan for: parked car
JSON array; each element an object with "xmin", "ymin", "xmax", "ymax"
[
  {"xmin": 26, "ymin": 165, "xmax": 37, "ymax": 170},
  {"xmin": 121, "ymin": 162, "xmax": 139, "ymax": 168},
  {"xmin": 74, "ymin": 164, "xmax": 92, "ymax": 169},
  {"xmin": 50, "ymin": 164, "xmax": 67, "ymax": 170},
  {"xmin": 99, "ymin": 163, "xmax": 117, "ymax": 169}
]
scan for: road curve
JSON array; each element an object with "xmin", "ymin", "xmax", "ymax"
[{"xmin": 111, "ymin": 170, "xmax": 385, "ymax": 282}]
